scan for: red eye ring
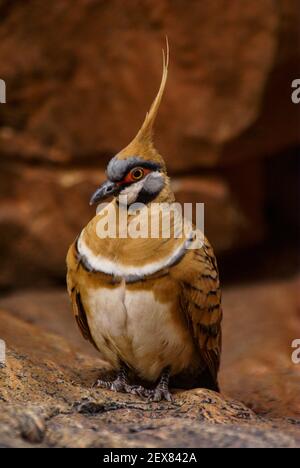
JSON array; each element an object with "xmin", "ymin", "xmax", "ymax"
[
  {"xmin": 122, "ymin": 167, "xmax": 151, "ymax": 184},
  {"xmin": 130, "ymin": 167, "xmax": 144, "ymax": 181}
]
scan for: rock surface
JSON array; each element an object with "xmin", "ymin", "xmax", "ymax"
[
  {"xmin": 0, "ymin": 165, "xmax": 104, "ymax": 288},
  {"xmin": 1, "ymin": 0, "xmax": 299, "ymax": 169},
  {"xmin": 0, "ymin": 2, "xmax": 267, "ymax": 164},
  {"xmin": 221, "ymin": 278, "xmax": 300, "ymax": 419},
  {"xmin": 0, "ymin": 278, "xmax": 299, "ymax": 448}
]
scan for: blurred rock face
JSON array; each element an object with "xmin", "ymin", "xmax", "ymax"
[{"xmin": 0, "ymin": 0, "xmax": 299, "ymax": 287}]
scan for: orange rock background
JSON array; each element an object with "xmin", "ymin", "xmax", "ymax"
[{"xmin": 0, "ymin": 0, "xmax": 299, "ymax": 447}]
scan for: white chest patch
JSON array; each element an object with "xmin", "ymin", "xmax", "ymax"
[{"xmin": 86, "ymin": 284, "xmax": 195, "ymax": 381}]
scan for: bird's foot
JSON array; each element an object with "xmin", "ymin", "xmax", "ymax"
[
  {"xmin": 147, "ymin": 386, "xmax": 173, "ymax": 402},
  {"xmin": 147, "ymin": 366, "xmax": 173, "ymax": 402},
  {"xmin": 95, "ymin": 367, "xmax": 151, "ymax": 398},
  {"xmin": 94, "ymin": 366, "xmax": 174, "ymax": 401},
  {"xmin": 95, "ymin": 377, "xmax": 125, "ymax": 392},
  {"xmin": 95, "ymin": 366, "xmax": 128, "ymax": 392},
  {"xmin": 124, "ymin": 384, "xmax": 152, "ymax": 398}
]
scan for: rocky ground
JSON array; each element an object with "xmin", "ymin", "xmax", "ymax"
[{"xmin": 0, "ymin": 277, "xmax": 299, "ymax": 448}]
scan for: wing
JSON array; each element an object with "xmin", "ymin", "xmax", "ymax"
[
  {"xmin": 66, "ymin": 240, "xmax": 98, "ymax": 350},
  {"xmin": 179, "ymin": 236, "xmax": 222, "ymax": 389}
]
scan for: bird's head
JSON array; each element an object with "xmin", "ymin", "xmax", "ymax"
[{"xmin": 90, "ymin": 42, "xmax": 173, "ymax": 207}]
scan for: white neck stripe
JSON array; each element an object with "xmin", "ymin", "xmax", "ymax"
[{"xmin": 77, "ymin": 233, "xmax": 194, "ymax": 282}]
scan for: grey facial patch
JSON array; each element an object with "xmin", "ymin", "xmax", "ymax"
[
  {"xmin": 142, "ymin": 171, "xmax": 165, "ymax": 195},
  {"xmin": 106, "ymin": 157, "xmax": 133, "ymax": 182},
  {"xmin": 107, "ymin": 156, "xmax": 161, "ymax": 182}
]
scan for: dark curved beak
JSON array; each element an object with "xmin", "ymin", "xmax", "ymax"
[{"xmin": 89, "ymin": 180, "xmax": 120, "ymax": 205}]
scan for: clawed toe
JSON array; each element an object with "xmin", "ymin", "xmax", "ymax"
[
  {"xmin": 94, "ymin": 378, "xmax": 150, "ymax": 399},
  {"xmin": 147, "ymin": 388, "xmax": 173, "ymax": 402},
  {"xmin": 95, "ymin": 378, "xmax": 121, "ymax": 391},
  {"xmin": 124, "ymin": 384, "xmax": 151, "ymax": 397},
  {"xmin": 147, "ymin": 366, "xmax": 173, "ymax": 402},
  {"xmin": 111, "ymin": 381, "xmax": 125, "ymax": 392},
  {"xmin": 94, "ymin": 378, "xmax": 111, "ymax": 389},
  {"xmin": 94, "ymin": 366, "xmax": 173, "ymax": 402}
]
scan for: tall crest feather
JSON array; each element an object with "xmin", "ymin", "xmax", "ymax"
[
  {"xmin": 136, "ymin": 38, "xmax": 169, "ymax": 143},
  {"xmin": 117, "ymin": 38, "xmax": 169, "ymax": 166}
]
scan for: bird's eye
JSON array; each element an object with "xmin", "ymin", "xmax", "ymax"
[
  {"xmin": 122, "ymin": 166, "xmax": 150, "ymax": 184},
  {"xmin": 130, "ymin": 167, "xmax": 144, "ymax": 181}
]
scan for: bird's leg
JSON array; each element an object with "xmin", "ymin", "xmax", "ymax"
[
  {"xmin": 95, "ymin": 366, "xmax": 151, "ymax": 397},
  {"xmin": 148, "ymin": 366, "xmax": 173, "ymax": 402}
]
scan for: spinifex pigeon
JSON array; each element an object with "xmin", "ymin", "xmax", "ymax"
[{"xmin": 67, "ymin": 44, "xmax": 222, "ymax": 401}]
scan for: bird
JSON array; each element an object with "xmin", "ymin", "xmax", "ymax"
[{"xmin": 66, "ymin": 43, "xmax": 222, "ymax": 402}]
